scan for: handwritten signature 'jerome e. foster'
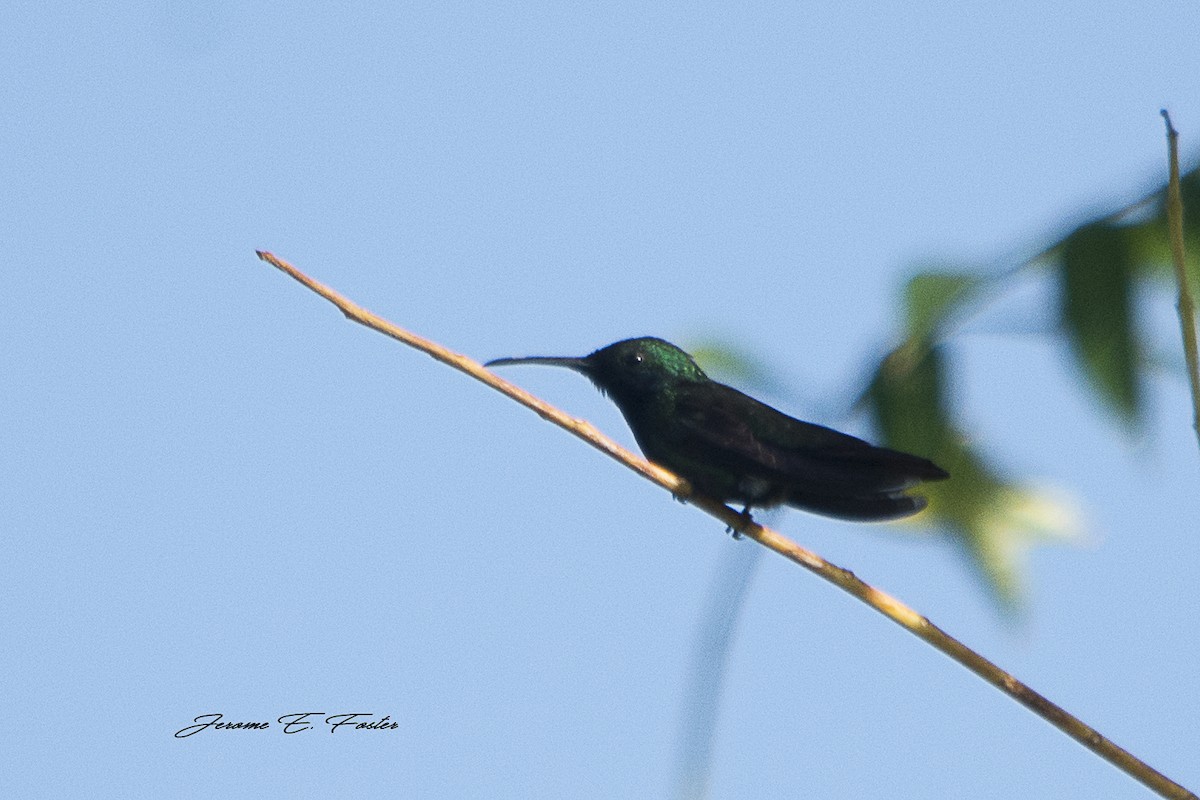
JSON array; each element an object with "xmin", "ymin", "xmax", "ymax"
[{"xmin": 175, "ymin": 713, "xmax": 399, "ymax": 738}]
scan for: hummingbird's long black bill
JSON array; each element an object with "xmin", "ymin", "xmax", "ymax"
[{"xmin": 484, "ymin": 355, "xmax": 591, "ymax": 372}]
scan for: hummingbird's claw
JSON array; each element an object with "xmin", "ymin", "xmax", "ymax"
[
  {"xmin": 725, "ymin": 505, "xmax": 754, "ymax": 539},
  {"xmin": 670, "ymin": 482, "xmax": 693, "ymax": 505}
]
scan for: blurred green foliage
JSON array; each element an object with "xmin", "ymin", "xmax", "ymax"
[
  {"xmin": 1060, "ymin": 222, "xmax": 1140, "ymax": 421},
  {"xmin": 696, "ymin": 166, "xmax": 1196, "ymax": 610},
  {"xmin": 864, "ymin": 165, "xmax": 1198, "ymax": 609}
]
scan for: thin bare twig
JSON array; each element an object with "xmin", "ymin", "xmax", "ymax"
[
  {"xmin": 256, "ymin": 249, "xmax": 1197, "ymax": 800},
  {"xmin": 1161, "ymin": 111, "xmax": 1200, "ymax": 449}
]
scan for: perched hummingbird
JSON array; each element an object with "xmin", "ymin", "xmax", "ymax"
[{"xmin": 486, "ymin": 337, "xmax": 948, "ymax": 522}]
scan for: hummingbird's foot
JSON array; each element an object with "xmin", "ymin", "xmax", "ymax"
[{"xmin": 725, "ymin": 505, "xmax": 754, "ymax": 540}]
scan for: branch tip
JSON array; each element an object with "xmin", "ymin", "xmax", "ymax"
[{"xmin": 1161, "ymin": 109, "xmax": 1177, "ymax": 138}]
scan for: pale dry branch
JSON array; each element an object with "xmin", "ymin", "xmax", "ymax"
[
  {"xmin": 256, "ymin": 249, "xmax": 1196, "ymax": 800},
  {"xmin": 1161, "ymin": 111, "xmax": 1200, "ymax": 450}
]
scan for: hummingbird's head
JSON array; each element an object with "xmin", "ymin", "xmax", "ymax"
[
  {"xmin": 580, "ymin": 338, "xmax": 708, "ymax": 398},
  {"xmin": 486, "ymin": 337, "xmax": 708, "ymax": 401}
]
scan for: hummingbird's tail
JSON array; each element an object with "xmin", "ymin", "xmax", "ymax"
[
  {"xmin": 780, "ymin": 445, "xmax": 947, "ymax": 521},
  {"xmin": 784, "ymin": 487, "xmax": 930, "ymax": 521}
]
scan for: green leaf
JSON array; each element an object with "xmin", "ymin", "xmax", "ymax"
[
  {"xmin": 904, "ymin": 272, "xmax": 981, "ymax": 340},
  {"xmin": 865, "ymin": 342, "xmax": 1080, "ymax": 612},
  {"xmin": 1058, "ymin": 222, "xmax": 1141, "ymax": 422},
  {"xmin": 923, "ymin": 449, "xmax": 1081, "ymax": 612},
  {"xmin": 867, "ymin": 339, "xmax": 953, "ymax": 460}
]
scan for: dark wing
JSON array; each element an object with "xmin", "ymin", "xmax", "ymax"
[{"xmin": 672, "ymin": 382, "xmax": 946, "ymax": 520}]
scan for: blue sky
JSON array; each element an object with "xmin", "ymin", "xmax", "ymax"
[{"xmin": 3, "ymin": 1, "xmax": 1198, "ymax": 797}]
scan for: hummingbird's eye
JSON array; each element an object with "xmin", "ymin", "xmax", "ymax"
[{"xmin": 624, "ymin": 351, "xmax": 644, "ymax": 367}]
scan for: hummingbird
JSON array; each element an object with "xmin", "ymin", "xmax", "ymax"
[{"xmin": 486, "ymin": 337, "xmax": 948, "ymax": 522}]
